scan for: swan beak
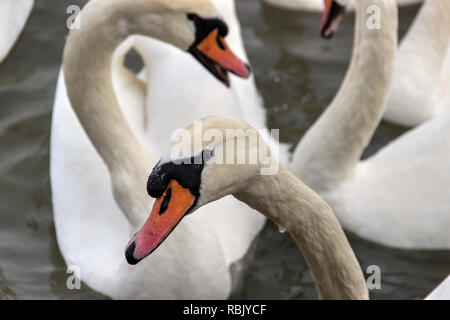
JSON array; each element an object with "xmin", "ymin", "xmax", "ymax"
[
  {"xmin": 320, "ymin": 0, "xmax": 346, "ymax": 39},
  {"xmin": 189, "ymin": 29, "xmax": 251, "ymax": 87},
  {"xmin": 125, "ymin": 180, "xmax": 196, "ymax": 265}
]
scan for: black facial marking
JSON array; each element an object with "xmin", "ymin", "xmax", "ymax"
[
  {"xmin": 147, "ymin": 150, "xmax": 214, "ymax": 201},
  {"xmin": 187, "ymin": 13, "xmax": 228, "ymax": 46},
  {"xmin": 159, "ymin": 188, "xmax": 172, "ymax": 215}
]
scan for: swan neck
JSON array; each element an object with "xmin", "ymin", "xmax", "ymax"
[
  {"xmin": 63, "ymin": 1, "xmax": 155, "ymax": 227},
  {"xmin": 291, "ymin": 0, "xmax": 397, "ymax": 190},
  {"xmin": 63, "ymin": 2, "xmax": 151, "ymax": 170},
  {"xmin": 235, "ymin": 167, "xmax": 369, "ymax": 299}
]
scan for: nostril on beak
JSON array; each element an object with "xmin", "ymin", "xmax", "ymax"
[{"xmin": 125, "ymin": 240, "xmax": 140, "ymax": 265}]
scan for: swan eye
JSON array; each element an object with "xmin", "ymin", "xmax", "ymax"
[
  {"xmin": 159, "ymin": 188, "xmax": 172, "ymax": 215},
  {"xmin": 187, "ymin": 13, "xmax": 198, "ymax": 21}
]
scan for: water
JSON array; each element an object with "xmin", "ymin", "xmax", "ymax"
[{"xmin": 0, "ymin": 0, "xmax": 448, "ymax": 300}]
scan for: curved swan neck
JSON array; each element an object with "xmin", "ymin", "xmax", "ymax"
[
  {"xmin": 63, "ymin": 0, "xmax": 159, "ymax": 171},
  {"xmin": 234, "ymin": 167, "xmax": 369, "ymax": 300},
  {"xmin": 291, "ymin": 0, "xmax": 397, "ymax": 190},
  {"xmin": 63, "ymin": 0, "xmax": 157, "ymax": 226}
]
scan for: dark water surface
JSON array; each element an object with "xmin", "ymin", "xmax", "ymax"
[{"xmin": 0, "ymin": 0, "xmax": 448, "ymax": 299}]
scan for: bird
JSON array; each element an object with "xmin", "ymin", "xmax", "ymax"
[
  {"xmin": 51, "ymin": 0, "xmax": 277, "ymax": 299},
  {"xmin": 0, "ymin": 0, "xmax": 34, "ymax": 63},
  {"xmin": 290, "ymin": 0, "xmax": 450, "ymax": 249},
  {"xmin": 125, "ymin": 115, "xmax": 369, "ymax": 300}
]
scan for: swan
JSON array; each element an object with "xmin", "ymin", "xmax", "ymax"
[
  {"xmin": 290, "ymin": 0, "xmax": 450, "ymax": 249},
  {"xmin": 0, "ymin": 0, "xmax": 34, "ymax": 63},
  {"xmin": 384, "ymin": 0, "xmax": 450, "ymax": 126},
  {"xmin": 125, "ymin": 115, "xmax": 369, "ymax": 300},
  {"xmin": 51, "ymin": 0, "xmax": 270, "ymax": 299},
  {"xmin": 261, "ymin": 0, "xmax": 422, "ymax": 12}
]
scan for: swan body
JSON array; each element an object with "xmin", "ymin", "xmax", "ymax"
[
  {"xmin": 0, "ymin": 0, "xmax": 34, "ymax": 63},
  {"xmin": 127, "ymin": 116, "xmax": 369, "ymax": 300},
  {"xmin": 291, "ymin": 0, "xmax": 450, "ymax": 249},
  {"xmin": 51, "ymin": 0, "xmax": 271, "ymax": 299},
  {"xmin": 384, "ymin": 0, "xmax": 450, "ymax": 126},
  {"xmin": 261, "ymin": 0, "xmax": 422, "ymax": 12}
]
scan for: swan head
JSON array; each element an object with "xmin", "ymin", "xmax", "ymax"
[
  {"xmin": 320, "ymin": 0, "xmax": 346, "ymax": 38},
  {"xmin": 120, "ymin": 0, "xmax": 251, "ymax": 86},
  {"xmin": 125, "ymin": 117, "xmax": 277, "ymax": 265}
]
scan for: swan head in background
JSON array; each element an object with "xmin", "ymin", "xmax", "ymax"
[
  {"xmin": 134, "ymin": 0, "xmax": 251, "ymax": 86},
  {"xmin": 131, "ymin": 0, "xmax": 252, "ymax": 86},
  {"xmin": 65, "ymin": 0, "xmax": 251, "ymax": 88},
  {"xmin": 125, "ymin": 117, "xmax": 276, "ymax": 265},
  {"xmin": 320, "ymin": 0, "xmax": 346, "ymax": 38}
]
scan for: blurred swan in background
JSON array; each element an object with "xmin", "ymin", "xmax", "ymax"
[
  {"xmin": 0, "ymin": 0, "xmax": 34, "ymax": 63},
  {"xmin": 263, "ymin": 0, "xmax": 449, "ymax": 127},
  {"xmin": 384, "ymin": 0, "xmax": 450, "ymax": 126},
  {"xmin": 261, "ymin": 0, "xmax": 422, "ymax": 12},
  {"xmin": 51, "ymin": 0, "xmax": 274, "ymax": 299},
  {"xmin": 290, "ymin": 0, "xmax": 450, "ymax": 249}
]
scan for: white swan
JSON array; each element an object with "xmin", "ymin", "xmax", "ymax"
[
  {"xmin": 290, "ymin": 0, "xmax": 450, "ymax": 249},
  {"xmin": 384, "ymin": 0, "xmax": 450, "ymax": 126},
  {"xmin": 0, "ymin": 0, "xmax": 34, "ymax": 63},
  {"xmin": 261, "ymin": 0, "xmax": 422, "ymax": 12},
  {"xmin": 51, "ymin": 0, "xmax": 272, "ymax": 299},
  {"xmin": 126, "ymin": 115, "xmax": 369, "ymax": 300},
  {"xmin": 426, "ymin": 275, "xmax": 450, "ymax": 300}
]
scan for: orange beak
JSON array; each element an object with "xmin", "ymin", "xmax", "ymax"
[
  {"xmin": 189, "ymin": 28, "xmax": 251, "ymax": 87},
  {"xmin": 125, "ymin": 180, "xmax": 196, "ymax": 265},
  {"xmin": 320, "ymin": 0, "xmax": 346, "ymax": 39}
]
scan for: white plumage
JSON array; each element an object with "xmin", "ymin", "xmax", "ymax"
[{"xmin": 0, "ymin": 0, "xmax": 34, "ymax": 63}]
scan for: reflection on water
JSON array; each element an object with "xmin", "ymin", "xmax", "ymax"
[{"xmin": 0, "ymin": 0, "xmax": 447, "ymax": 299}]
